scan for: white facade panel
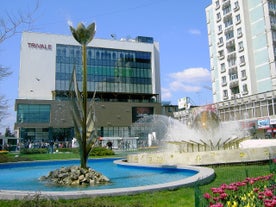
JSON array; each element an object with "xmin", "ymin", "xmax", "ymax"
[{"xmin": 19, "ymin": 32, "xmax": 160, "ymax": 101}]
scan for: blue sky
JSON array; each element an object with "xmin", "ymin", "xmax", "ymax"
[{"xmin": 0, "ymin": 0, "xmax": 212, "ymax": 132}]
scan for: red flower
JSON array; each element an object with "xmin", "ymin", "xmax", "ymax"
[
  {"xmin": 204, "ymin": 193, "xmax": 211, "ymax": 199},
  {"xmin": 264, "ymin": 189, "xmax": 274, "ymax": 197}
]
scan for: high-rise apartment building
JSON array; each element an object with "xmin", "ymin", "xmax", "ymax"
[
  {"xmin": 15, "ymin": 32, "xmax": 161, "ymax": 144},
  {"xmin": 206, "ymin": 0, "xmax": 276, "ymax": 103}
]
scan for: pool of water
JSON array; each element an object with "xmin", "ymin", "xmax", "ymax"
[{"xmin": 0, "ymin": 158, "xmax": 197, "ymax": 191}]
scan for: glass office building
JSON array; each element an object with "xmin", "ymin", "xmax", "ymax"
[{"xmin": 15, "ymin": 32, "xmax": 161, "ymax": 144}]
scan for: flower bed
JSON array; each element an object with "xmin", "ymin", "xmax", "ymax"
[{"xmin": 203, "ymin": 174, "xmax": 275, "ymax": 207}]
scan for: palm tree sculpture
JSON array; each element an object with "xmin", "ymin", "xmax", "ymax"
[{"xmin": 69, "ymin": 22, "xmax": 97, "ymax": 169}]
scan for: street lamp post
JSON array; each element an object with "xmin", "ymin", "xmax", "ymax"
[{"xmin": 70, "ymin": 22, "xmax": 96, "ymax": 169}]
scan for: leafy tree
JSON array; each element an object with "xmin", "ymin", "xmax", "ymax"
[
  {"xmin": 4, "ymin": 127, "xmax": 14, "ymax": 137},
  {"xmin": 0, "ymin": 1, "xmax": 38, "ymax": 124}
]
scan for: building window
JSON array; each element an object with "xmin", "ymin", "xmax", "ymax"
[
  {"xmin": 234, "ymin": 1, "xmax": 239, "ymax": 10},
  {"xmin": 271, "ymin": 16, "xmax": 276, "ymax": 26},
  {"xmin": 218, "ymin": 37, "xmax": 223, "ymax": 46},
  {"xmin": 217, "ymin": 13, "xmax": 221, "ymax": 21},
  {"xmin": 240, "ymin": 55, "xmax": 245, "ymax": 65},
  {"xmin": 228, "ymin": 58, "xmax": 236, "ymax": 67},
  {"xmin": 269, "ymin": 1, "xmax": 276, "ymax": 11},
  {"xmin": 222, "ymin": 76, "xmax": 227, "ymax": 85},
  {"xmin": 223, "ymin": 5, "xmax": 231, "ymax": 15},
  {"xmin": 17, "ymin": 104, "xmax": 51, "ymax": 123},
  {"xmin": 223, "ymin": 90, "xmax": 228, "ymax": 98},
  {"xmin": 242, "ymin": 84, "xmax": 248, "ymax": 94},
  {"xmin": 236, "ymin": 14, "xmax": 241, "ymax": 24},
  {"xmin": 241, "ymin": 70, "xmax": 247, "ymax": 80},
  {"xmin": 218, "ymin": 50, "xmax": 225, "ymax": 59},
  {"xmin": 224, "ymin": 18, "xmax": 233, "ymax": 28},
  {"xmin": 215, "ymin": 0, "xmax": 220, "ymax": 9},
  {"xmin": 238, "ymin": 41, "xmax": 244, "ymax": 51},
  {"xmin": 221, "ymin": 63, "xmax": 226, "ymax": 72},
  {"xmin": 55, "ymin": 44, "xmax": 153, "ymax": 95},
  {"xmin": 218, "ymin": 25, "xmax": 222, "ymax": 34},
  {"xmin": 225, "ymin": 30, "xmax": 234, "ymax": 40},
  {"xmin": 237, "ymin": 27, "xmax": 243, "ymax": 37},
  {"xmin": 230, "ymin": 73, "xmax": 238, "ymax": 80}
]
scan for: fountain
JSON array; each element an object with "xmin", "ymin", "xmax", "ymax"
[{"xmin": 128, "ymin": 109, "xmax": 276, "ymax": 166}]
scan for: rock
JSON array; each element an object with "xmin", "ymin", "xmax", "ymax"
[{"xmin": 39, "ymin": 165, "xmax": 110, "ymax": 186}]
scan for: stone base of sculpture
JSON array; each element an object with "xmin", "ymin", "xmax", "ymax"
[
  {"xmin": 39, "ymin": 165, "xmax": 110, "ymax": 186},
  {"xmin": 127, "ymin": 140, "xmax": 276, "ymax": 166}
]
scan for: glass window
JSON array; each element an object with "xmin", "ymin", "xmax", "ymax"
[
  {"xmin": 241, "ymin": 70, "xmax": 246, "ymax": 78},
  {"xmin": 224, "ymin": 18, "xmax": 233, "ymax": 28},
  {"xmin": 221, "ymin": 63, "xmax": 225, "ymax": 72},
  {"xmin": 218, "ymin": 25, "xmax": 222, "ymax": 33},
  {"xmin": 222, "ymin": 76, "xmax": 226, "ymax": 83},
  {"xmin": 238, "ymin": 41, "xmax": 244, "ymax": 50},
  {"xmin": 243, "ymin": 84, "xmax": 248, "ymax": 92},
  {"xmin": 223, "ymin": 6, "xmax": 231, "ymax": 15},
  {"xmin": 223, "ymin": 90, "xmax": 228, "ymax": 97},
  {"xmin": 240, "ymin": 55, "xmax": 245, "ymax": 64},
  {"xmin": 17, "ymin": 104, "xmax": 50, "ymax": 123},
  {"xmin": 236, "ymin": 14, "xmax": 241, "ymax": 23},
  {"xmin": 234, "ymin": 1, "xmax": 239, "ymax": 9},
  {"xmin": 55, "ymin": 44, "xmax": 152, "ymax": 96},
  {"xmin": 225, "ymin": 30, "xmax": 234, "ymax": 40},
  {"xmin": 237, "ymin": 28, "xmax": 242, "ymax": 37},
  {"xmin": 217, "ymin": 13, "xmax": 221, "ymax": 20}
]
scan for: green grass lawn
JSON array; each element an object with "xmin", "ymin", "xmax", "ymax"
[{"xmin": 0, "ymin": 153, "xmax": 273, "ymax": 207}]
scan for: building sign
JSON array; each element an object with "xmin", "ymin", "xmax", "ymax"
[
  {"xmin": 178, "ymin": 97, "xmax": 191, "ymax": 110},
  {"xmin": 270, "ymin": 118, "xmax": 276, "ymax": 125},
  {"xmin": 27, "ymin": 42, "xmax": 52, "ymax": 50},
  {"xmin": 132, "ymin": 107, "xmax": 153, "ymax": 122},
  {"xmin": 257, "ymin": 118, "xmax": 270, "ymax": 129}
]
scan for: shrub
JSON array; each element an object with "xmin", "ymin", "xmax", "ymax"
[
  {"xmin": 55, "ymin": 147, "xmax": 79, "ymax": 154},
  {"xmin": 20, "ymin": 148, "xmax": 48, "ymax": 154},
  {"xmin": 0, "ymin": 150, "xmax": 8, "ymax": 154},
  {"xmin": 0, "ymin": 153, "xmax": 9, "ymax": 162},
  {"xmin": 89, "ymin": 147, "xmax": 115, "ymax": 156}
]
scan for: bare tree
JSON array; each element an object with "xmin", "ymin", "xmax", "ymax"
[{"xmin": 0, "ymin": 1, "xmax": 39, "ymax": 125}]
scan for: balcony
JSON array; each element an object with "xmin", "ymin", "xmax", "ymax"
[
  {"xmin": 222, "ymin": 82, "xmax": 227, "ymax": 86},
  {"xmin": 217, "ymin": 41, "xmax": 224, "ymax": 47},
  {"xmin": 223, "ymin": 95, "xmax": 229, "ymax": 100},
  {"xmin": 228, "ymin": 66, "xmax": 237, "ymax": 74},
  {"xmin": 222, "ymin": 0, "xmax": 230, "ymax": 8},
  {"xmin": 240, "ymin": 61, "xmax": 246, "ymax": 67},
  {"xmin": 271, "ymin": 24, "xmax": 276, "ymax": 30},
  {"xmin": 219, "ymin": 55, "xmax": 225, "ymax": 60},
  {"xmin": 241, "ymin": 76, "xmax": 247, "ymax": 81},
  {"xmin": 226, "ymin": 39, "xmax": 235, "ymax": 48},
  {"xmin": 234, "ymin": 5, "xmax": 240, "ymax": 12},
  {"xmin": 227, "ymin": 52, "xmax": 236, "ymax": 60},
  {"xmin": 230, "ymin": 79, "xmax": 239, "ymax": 88},
  {"xmin": 223, "ymin": 12, "xmax": 232, "ymax": 20},
  {"xmin": 242, "ymin": 90, "xmax": 248, "ymax": 95},
  {"xmin": 239, "ymin": 46, "xmax": 244, "ymax": 52},
  {"xmin": 269, "ymin": 10, "xmax": 276, "ymax": 16},
  {"xmin": 237, "ymin": 32, "xmax": 243, "ymax": 38}
]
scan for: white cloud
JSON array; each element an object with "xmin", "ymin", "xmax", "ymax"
[
  {"xmin": 188, "ymin": 29, "xmax": 201, "ymax": 35},
  {"xmin": 170, "ymin": 81, "xmax": 201, "ymax": 92},
  {"xmin": 161, "ymin": 87, "xmax": 172, "ymax": 100},
  {"xmin": 161, "ymin": 67, "xmax": 211, "ymax": 101},
  {"xmin": 169, "ymin": 67, "xmax": 211, "ymax": 83}
]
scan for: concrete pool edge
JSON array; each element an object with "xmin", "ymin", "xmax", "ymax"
[{"xmin": 0, "ymin": 159, "xmax": 215, "ymax": 200}]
